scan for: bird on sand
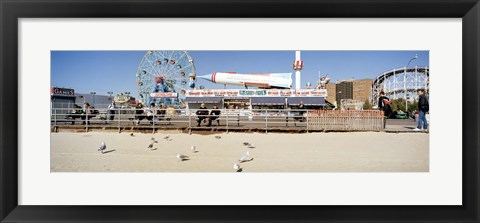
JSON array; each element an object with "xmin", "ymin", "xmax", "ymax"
[
  {"xmin": 176, "ymin": 154, "xmax": 190, "ymax": 161},
  {"xmin": 148, "ymin": 143, "xmax": 153, "ymax": 149},
  {"xmin": 242, "ymin": 142, "xmax": 250, "ymax": 146},
  {"xmin": 233, "ymin": 163, "xmax": 242, "ymax": 172},
  {"xmin": 130, "ymin": 133, "xmax": 134, "ymax": 137},
  {"xmin": 98, "ymin": 142, "xmax": 106, "ymax": 154},
  {"xmin": 247, "ymin": 143, "xmax": 255, "ymax": 149},
  {"xmin": 214, "ymin": 136, "xmax": 221, "ymax": 139},
  {"xmin": 239, "ymin": 151, "xmax": 251, "ymax": 163},
  {"xmin": 151, "ymin": 137, "xmax": 155, "ymax": 141},
  {"xmin": 191, "ymin": 146, "xmax": 197, "ymax": 153},
  {"xmin": 164, "ymin": 135, "xmax": 170, "ymax": 140}
]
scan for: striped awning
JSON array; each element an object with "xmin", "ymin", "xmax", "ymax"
[
  {"xmin": 251, "ymin": 97, "xmax": 285, "ymax": 105},
  {"xmin": 288, "ymin": 97, "xmax": 325, "ymax": 106},
  {"xmin": 184, "ymin": 97, "xmax": 222, "ymax": 104}
]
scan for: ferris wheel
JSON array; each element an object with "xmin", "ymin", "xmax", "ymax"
[{"xmin": 136, "ymin": 50, "xmax": 196, "ymax": 107}]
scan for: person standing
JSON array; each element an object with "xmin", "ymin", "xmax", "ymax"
[
  {"xmin": 81, "ymin": 102, "xmax": 91, "ymax": 125},
  {"xmin": 107, "ymin": 101, "xmax": 117, "ymax": 122},
  {"xmin": 414, "ymin": 89, "xmax": 429, "ymax": 131},
  {"xmin": 377, "ymin": 91, "xmax": 392, "ymax": 118}
]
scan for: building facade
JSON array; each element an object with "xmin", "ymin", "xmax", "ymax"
[
  {"xmin": 352, "ymin": 79, "xmax": 374, "ymax": 102},
  {"xmin": 326, "ymin": 79, "xmax": 373, "ymax": 109},
  {"xmin": 326, "ymin": 83, "xmax": 336, "ymax": 104}
]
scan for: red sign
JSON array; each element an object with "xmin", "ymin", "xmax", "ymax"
[{"xmin": 150, "ymin": 92, "xmax": 178, "ymax": 98}]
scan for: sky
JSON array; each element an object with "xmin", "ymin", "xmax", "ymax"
[{"xmin": 51, "ymin": 50, "xmax": 429, "ymax": 96}]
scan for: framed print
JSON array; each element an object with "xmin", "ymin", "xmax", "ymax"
[{"xmin": 1, "ymin": 0, "xmax": 479, "ymax": 222}]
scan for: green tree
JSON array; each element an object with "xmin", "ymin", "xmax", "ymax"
[
  {"xmin": 390, "ymin": 98, "xmax": 417, "ymax": 115},
  {"xmin": 391, "ymin": 98, "xmax": 406, "ymax": 112},
  {"xmin": 363, "ymin": 100, "xmax": 373, "ymax": 110}
]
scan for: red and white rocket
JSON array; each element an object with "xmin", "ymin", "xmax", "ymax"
[{"xmin": 197, "ymin": 72, "xmax": 292, "ymax": 89}]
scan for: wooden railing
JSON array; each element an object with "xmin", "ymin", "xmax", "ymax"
[{"xmin": 307, "ymin": 110, "xmax": 384, "ymax": 131}]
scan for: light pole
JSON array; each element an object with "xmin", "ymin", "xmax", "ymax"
[
  {"xmin": 90, "ymin": 92, "xmax": 96, "ymax": 106},
  {"xmin": 405, "ymin": 54, "xmax": 418, "ymax": 114}
]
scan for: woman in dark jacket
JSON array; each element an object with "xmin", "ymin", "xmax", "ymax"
[{"xmin": 377, "ymin": 91, "xmax": 392, "ymax": 118}]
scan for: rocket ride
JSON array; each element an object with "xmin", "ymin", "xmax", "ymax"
[{"xmin": 197, "ymin": 72, "xmax": 293, "ymax": 89}]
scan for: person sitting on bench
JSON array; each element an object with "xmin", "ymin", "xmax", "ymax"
[
  {"xmin": 208, "ymin": 105, "xmax": 221, "ymax": 126},
  {"xmin": 196, "ymin": 103, "xmax": 209, "ymax": 127},
  {"xmin": 295, "ymin": 101, "xmax": 306, "ymax": 122},
  {"xmin": 135, "ymin": 103, "xmax": 153, "ymax": 125},
  {"xmin": 155, "ymin": 103, "xmax": 166, "ymax": 123}
]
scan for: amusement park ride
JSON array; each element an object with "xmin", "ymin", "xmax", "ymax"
[
  {"xmin": 134, "ymin": 50, "xmax": 331, "ymax": 108},
  {"xmin": 136, "ymin": 51, "xmax": 196, "ymax": 107}
]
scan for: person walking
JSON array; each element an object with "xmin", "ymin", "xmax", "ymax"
[{"xmin": 414, "ymin": 89, "xmax": 429, "ymax": 131}]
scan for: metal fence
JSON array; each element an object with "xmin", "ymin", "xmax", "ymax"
[
  {"xmin": 50, "ymin": 104, "xmax": 384, "ymax": 133},
  {"xmin": 51, "ymin": 106, "xmax": 310, "ymax": 133},
  {"xmin": 307, "ymin": 110, "xmax": 384, "ymax": 131}
]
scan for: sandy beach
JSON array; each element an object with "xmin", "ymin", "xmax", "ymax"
[{"xmin": 50, "ymin": 131, "xmax": 429, "ymax": 172}]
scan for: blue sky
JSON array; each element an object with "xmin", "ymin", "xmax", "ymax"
[{"xmin": 51, "ymin": 51, "xmax": 429, "ymax": 96}]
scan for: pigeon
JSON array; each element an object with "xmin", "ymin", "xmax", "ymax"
[
  {"xmin": 191, "ymin": 146, "xmax": 197, "ymax": 153},
  {"xmin": 148, "ymin": 143, "xmax": 153, "ymax": 149},
  {"xmin": 130, "ymin": 133, "xmax": 134, "ymax": 137},
  {"xmin": 243, "ymin": 142, "xmax": 250, "ymax": 146},
  {"xmin": 98, "ymin": 142, "xmax": 106, "ymax": 154},
  {"xmin": 214, "ymin": 136, "xmax": 221, "ymax": 139},
  {"xmin": 176, "ymin": 154, "xmax": 189, "ymax": 161},
  {"xmin": 239, "ymin": 151, "xmax": 251, "ymax": 163},
  {"xmin": 233, "ymin": 163, "xmax": 242, "ymax": 172}
]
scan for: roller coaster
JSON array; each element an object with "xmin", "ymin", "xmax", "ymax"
[{"xmin": 371, "ymin": 66, "xmax": 429, "ymax": 104}]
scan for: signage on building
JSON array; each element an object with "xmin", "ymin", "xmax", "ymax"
[
  {"xmin": 150, "ymin": 92, "xmax": 178, "ymax": 98},
  {"xmin": 51, "ymin": 87, "xmax": 75, "ymax": 96},
  {"xmin": 186, "ymin": 89, "xmax": 327, "ymax": 97}
]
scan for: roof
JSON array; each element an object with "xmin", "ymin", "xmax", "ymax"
[
  {"xmin": 184, "ymin": 97, "xmax": 222, "ymax": 103},
  {"xmin": 288, "ymin": 97, "xmax": 325, "ymax": 106},
  {"xmin": 251, "ymin": 97, "xmax": 285, "ymax": 105}
]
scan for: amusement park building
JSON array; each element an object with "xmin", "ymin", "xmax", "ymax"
[
  {"xmin": 50, "ymin": 87, "xmax": 114, "ymax": 112},
  {"xmin": 183, "ymin": 89, "xmax": 328, "ymax": 110}
]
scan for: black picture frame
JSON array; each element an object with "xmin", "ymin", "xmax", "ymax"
[{"xmin": 1, "ymin": 0, "xmax": 479, "ymax": 222}]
